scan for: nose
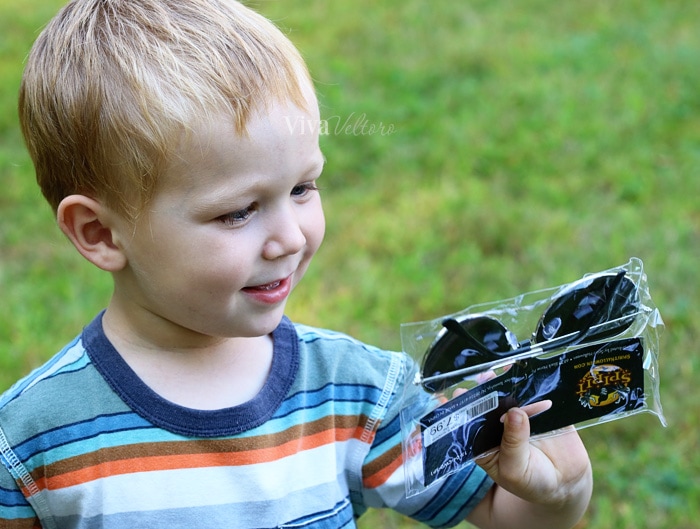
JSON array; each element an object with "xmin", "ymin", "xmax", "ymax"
[{"xmin": 262, "ymin": 205, "xmax": 307, "ymax": 260}]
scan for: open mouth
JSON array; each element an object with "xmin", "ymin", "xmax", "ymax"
[
  {"xmin": 244, "ymin": 280, "xmax": 282, "ymax": 291},
  {"xmin": 240, "ymin": 275, "xmax": 293, "ymax": 304}
]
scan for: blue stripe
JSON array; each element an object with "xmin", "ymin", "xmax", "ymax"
[
  {"xmin": 374, "ymin": 414, "xmax": 401, "ymax": 446},
  {"xmin": 17, "ymin": 389, "xmax": 376, "ymax": 469},
  {"xmin": 276, "ymin": 400, "xmax": 371, "ymax": 425},
  {"xmin": 0, "ymin": 504, "xmax": 36, "ymax": 521},
  {"xmin": 278, "ymin": 383, "xmax": 382, "ymax": 417},
  {"xmin": 0, "ymin": 484, "xmax": 29, "ymax": 508},
  {"xmin": 363, "ymin": 420, "xmax": 402, "ymax": 467},
  {"xmin": 0, "ymin": 484, "xmax": 35, "ymax": 519},
  {"xmin": 22, "ymin": 424, "xmax": 191, "ymax": 472},
  {"xmin": 14, "ymin": 412, "xmax": 153, "ymax": 461},
  {"xmin": 0, "ymin": 336, "xmax": 84, "ymax": 407},
  {"xmin": 412, "ymin": 463, "xmax": 489, "ymax": 527},
  {"xmin": 296, "ymin": 326, "xmax": 388, "ymax": 355},
  {"xmin": 281, "ymin": 497, "xmax": 354, "ymax": 528}
]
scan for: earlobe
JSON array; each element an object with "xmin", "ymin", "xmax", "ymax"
[{"xmin": 57, "ymin": 195, "xmax": 128, "ymax": 272}]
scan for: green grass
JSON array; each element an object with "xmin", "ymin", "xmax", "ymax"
[{"xmin": 2, "ymin": 1, "xmax": 699, "ymax": 527}]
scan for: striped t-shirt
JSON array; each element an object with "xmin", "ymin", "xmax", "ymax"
[{"xmin": 0, "ymin": 313, "xmax": 491, "ymax": 528}]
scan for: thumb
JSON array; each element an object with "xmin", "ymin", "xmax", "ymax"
[{"xmin": 498, "ymin": 408, "xmax": 531, "ymax": 476}]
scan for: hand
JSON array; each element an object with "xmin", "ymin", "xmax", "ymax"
[{"xmin": 471, "ymin": 405, "xmax": 593, "ymax": 529}]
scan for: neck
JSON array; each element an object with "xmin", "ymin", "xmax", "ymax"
[{"xmin": 101, "ymin": 304, "xmax": 275, "ymax": 410}]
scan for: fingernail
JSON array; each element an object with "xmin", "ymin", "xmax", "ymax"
[{"xmin": 507, "ymin": 409, "xmax": 523, "ymax": 427}]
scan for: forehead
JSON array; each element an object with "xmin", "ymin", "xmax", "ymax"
[{"xmin": 156, "ymin": 95, "xmax": 323, "ymax": 201}]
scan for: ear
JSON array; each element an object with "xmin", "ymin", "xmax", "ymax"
[{"xmin": 57, "ymin": 195, "xmax": 128, "ymax": 272}]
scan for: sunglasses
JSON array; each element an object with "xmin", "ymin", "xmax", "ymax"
[{"xmin": 416, "ymin": 270, "xmax": 640, "ymax": 392}]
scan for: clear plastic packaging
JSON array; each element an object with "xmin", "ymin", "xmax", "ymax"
[{"xmin": 399, "ymin": 258, "xmax": 665, "ymax": 497}]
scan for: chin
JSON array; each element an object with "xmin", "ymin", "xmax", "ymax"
[{"xmin": 236, "ymin": 311, "xmax": 287, "ymax": 338}]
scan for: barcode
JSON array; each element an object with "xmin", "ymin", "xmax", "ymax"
[{"xmin": 422, "ymin": 392, "xmax": 499, "ymax": 447}]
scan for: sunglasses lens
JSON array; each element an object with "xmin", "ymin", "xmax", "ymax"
[
  {"xmin": 534, "ymin": 273, "xmax": 639, "ymax": 344},
  {"xmin": 421, "ymin": 316, "xmax": 515, "ymax": 391}
]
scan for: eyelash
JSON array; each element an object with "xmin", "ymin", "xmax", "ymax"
[
  {"xmin": 218, "ymin": 206, "xmax": 256, "ymax": 226},
  {"xmin": 217, "ymin": 182, "xmax": 320, "ymax": 227},
  {"xmin": 291, "ymin": 182, "xmax": 320, "ymax": 196}
]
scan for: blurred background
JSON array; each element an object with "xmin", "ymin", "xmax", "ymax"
[{"xmin": 1, "ymin": 1, "xmax": 698, "ymax": 527}]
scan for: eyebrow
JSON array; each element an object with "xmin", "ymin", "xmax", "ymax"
[
  {"xmin": 307, "ymin": 154, "xmax": 326, "ymax": 178},
  {"xmin": 188, "ymin": 153, "xmax": 326, "ymax": 212}
]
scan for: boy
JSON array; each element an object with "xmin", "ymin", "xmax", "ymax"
[{"xmin": 0, "ymin": 0, "xmax": 592, "ymax": 527}]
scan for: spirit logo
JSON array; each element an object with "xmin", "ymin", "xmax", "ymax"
[{"xmin": 576, "ymin": 364, "xmax": 632, "ymax": 409}]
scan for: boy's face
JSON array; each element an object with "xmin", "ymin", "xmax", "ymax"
[{"xmin": 108, "ymin": 95, "xmax": 325, "ymax": 344}]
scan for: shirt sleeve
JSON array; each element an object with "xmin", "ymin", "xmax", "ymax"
[
  {"xmin": 358, "ymin": 351, "xmax": 493, "ymax": 528},
  {"xmin": 0, "ymin": 444, "xmax": 41, "ymax": 529}
]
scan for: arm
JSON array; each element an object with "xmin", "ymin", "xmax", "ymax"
[{"xmin": 466, "ymin": 407, "xmax": 593, "ymax": 529}]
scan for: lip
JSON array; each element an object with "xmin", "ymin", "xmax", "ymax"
[{"xmin": 241, "ymin": 275, "xmax": 293, "ymax": 305}]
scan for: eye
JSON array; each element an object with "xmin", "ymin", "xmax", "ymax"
[
  {"xmin": 291, "ymin": 182, "xmax": 320, "ymax": 198},
  {"xmin": 217, "ymin": 204, "xmax": 256, "ymax": 227}
]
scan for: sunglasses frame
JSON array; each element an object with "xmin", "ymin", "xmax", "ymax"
[{"xmin": 416, "ymin": 269, "xmax": 642, "ymax": 392}]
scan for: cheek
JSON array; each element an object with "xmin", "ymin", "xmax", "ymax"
[
  {"xmin": 136, "ymin": 226, "xmax": 246, "ymax": 284},
  {"xmin": 306, "ymin": 205, "xmax": 326, "ymax": 256}
]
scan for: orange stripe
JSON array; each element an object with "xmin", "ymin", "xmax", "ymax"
[
  {"xmin": 36, "ymin": 426, "xmax": 360, "ymax": 491},
  {"xmin": 363, "ymin": 452, "xmax": 403, "ymax": 489}
]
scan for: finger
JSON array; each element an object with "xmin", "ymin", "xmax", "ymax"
[
  {"xmin": 475, "ymin": 370, "xmax": 498, "ymax": 384},
  {"xmin": 522, "ymin": 399, "xmax": 552, "ymax": 417},
  {"xmin": 497, "ymin": 407, "xmax": 531, "ymax": 477},
  {"xmin": 501, "ymin": 399, "xmax": 552, "ymax": 422}
]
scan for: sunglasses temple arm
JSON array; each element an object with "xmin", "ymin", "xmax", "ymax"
[
  {"xmin": 415, "ymin": 321, "xmax": 595, "ymax": 387},
  {"xmin": 415, "ymin": 344, "xmax": 547, "ymax": 386}
]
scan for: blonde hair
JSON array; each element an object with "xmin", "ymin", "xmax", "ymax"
[{"xmin": 19, "ymin": 0, "xmax": 310, "ymax": 220}]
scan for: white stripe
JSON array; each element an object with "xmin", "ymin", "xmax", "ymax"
[{"xmin": 47, "ymin": 439, "xmax": 362, "ymax": 517}]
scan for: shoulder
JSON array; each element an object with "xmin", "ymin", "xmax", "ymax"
[
  {"xmin": 288, "ymin": 321, "xmax": 421, "ymax": 450},
  {"xmin": 292, "ymin": 322, "xmax": 409, "ymax": 388},
  {"xmin": 0, "ymin": 320, "xmax": 129, "ymax": 448},
  {"xmin": 0, "ymin": 334, "xmax": 90, "ymax": 417},
  {"xmin": 293, "ymin": 322, "xmax": 393, "ymax": 356}
]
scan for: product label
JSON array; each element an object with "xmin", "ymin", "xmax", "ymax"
[
  {"xmin": 422, "ymin": 392, "xmax": 499, "ymax": 448},
  {"xmin": 419, "ymin": 338, "xmax": 646, "ymax": 486}
]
